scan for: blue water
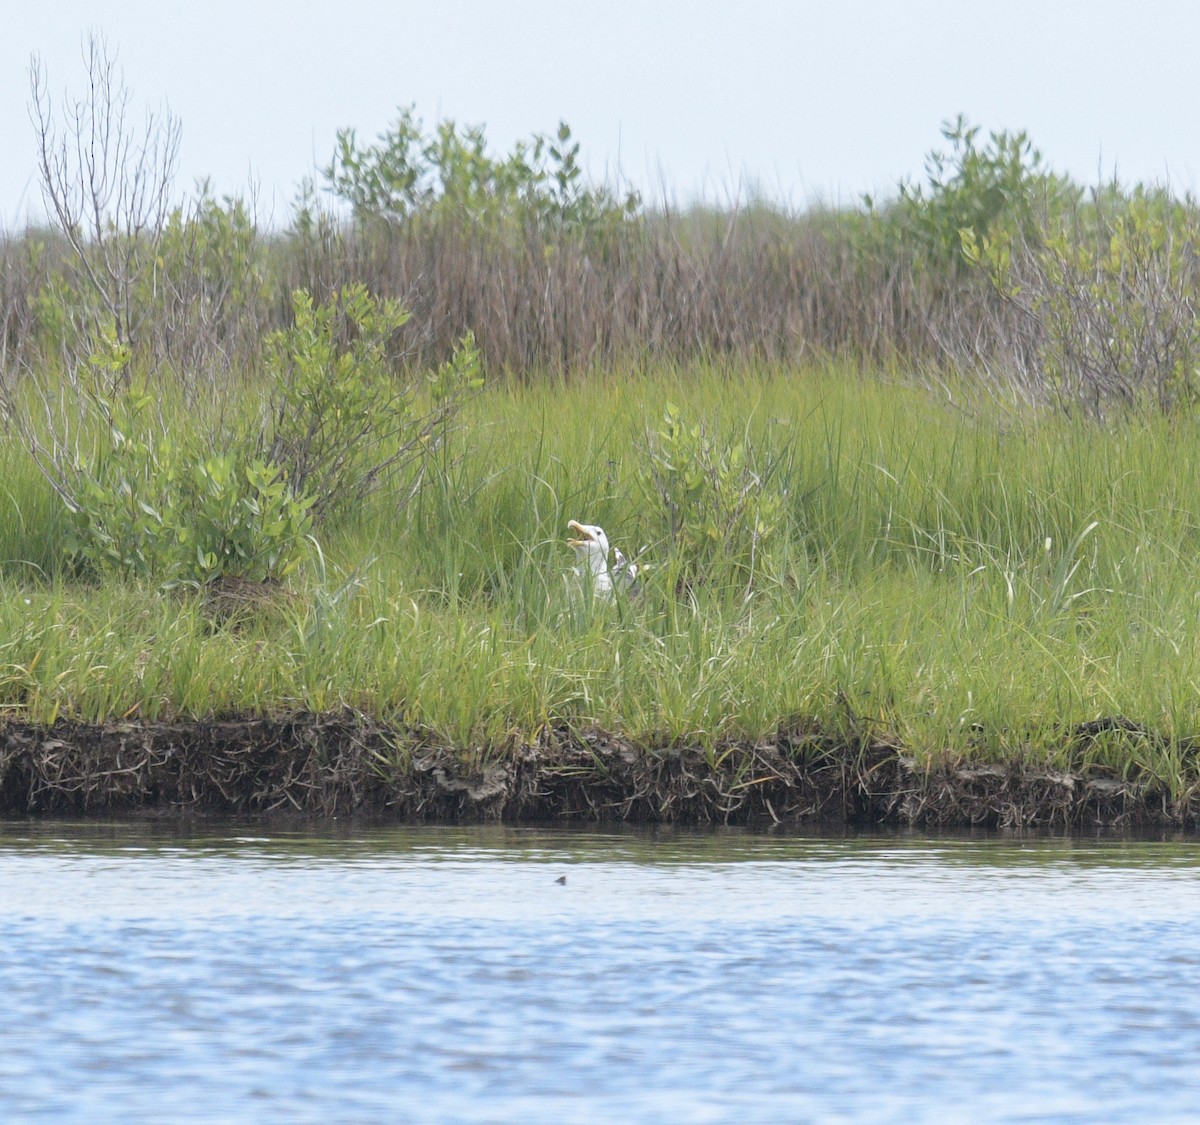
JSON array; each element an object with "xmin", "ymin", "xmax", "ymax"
[{"xmin": 1, "ymin": 824, "xmax": 1199, "ymax": 1123}]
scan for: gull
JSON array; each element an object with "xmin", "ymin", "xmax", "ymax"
[{"xmin": 567, "ymin": 520, "xmax": 640, "ymax": 602}]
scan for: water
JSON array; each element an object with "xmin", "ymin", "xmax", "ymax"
[{"xmin": 1, "ymin": 823, "xmax": 1199, "ymax": 1123}]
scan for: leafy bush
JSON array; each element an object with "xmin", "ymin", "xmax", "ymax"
[
  {"xmin": 10, "ymin": 283, "xmax": 479, "ymax": 585},
  {"xmin": 64, "ymin": 348, "xmax": 312, "ymax": 585},
  {"xmin": 323, "ymin": 108, "xmax": 639, "ymax": 230},
  {"xmin": 141, "ymin": 183, "xmax": 270, "ymax": 383},
  {"xmin": 885, "ymin": 115, "xmax": 1077, "ymax": 272},
  {"xmin": 963, "ymin": 191, "xmax": 1200, "ymax": 415},
  {"xmin": 262, "ymin": 284, "xmax": 482, "ymax": 524},
  {"xmin": 640, "ymin": 403, "xmax": 784, "ymax": 586}
]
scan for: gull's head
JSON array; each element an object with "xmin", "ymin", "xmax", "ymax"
[{"xmin": 567, "ymin": 520, "xmax": 611, "ymax": 574}]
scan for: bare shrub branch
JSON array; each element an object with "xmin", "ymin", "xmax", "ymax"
[{"xmin": 29, "ymin": 32, "xmax": 180, "ymax": 359}]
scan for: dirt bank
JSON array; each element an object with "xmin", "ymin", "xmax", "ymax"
[{"xmin": 1, "ymin": 712, "xmax": 1194, "ymax": 829}]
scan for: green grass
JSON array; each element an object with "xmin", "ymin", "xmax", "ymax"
[{"xmin": 4, "ymin": 359, "xmax": 1200, "ymax": 795}]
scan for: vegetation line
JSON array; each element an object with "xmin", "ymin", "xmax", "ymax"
[{"xmin": 5, "ymin": 38, "xmax": 1200, "ymax": 826}]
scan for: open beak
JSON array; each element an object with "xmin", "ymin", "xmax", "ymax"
[{"xmin": 567, "ymin": 519, "xmax": 594, "ymax": 548}]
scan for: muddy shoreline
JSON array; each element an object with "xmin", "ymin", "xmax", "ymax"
[{"xmin": 1, "ymin": 712, "xmax": 1195, "ymax": 830}]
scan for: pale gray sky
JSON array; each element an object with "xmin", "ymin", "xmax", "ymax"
[{"xmin": 3, "ymin": 1, "xmax": 1199, "ymax": 229}]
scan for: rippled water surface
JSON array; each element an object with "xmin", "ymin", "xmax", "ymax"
[{"xmin": 2, "ymin": 821, "xmax": 1200, "ymax": 1123}]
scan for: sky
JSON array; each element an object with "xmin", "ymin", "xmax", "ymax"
[{"xmin": 3, "ymin": 0, "xmax": 1200, "ymax": 230}]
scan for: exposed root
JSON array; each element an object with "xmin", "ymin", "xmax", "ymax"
[{"xmin": 1, "ymin": 712, "xmax": 1196, "ymax": 828}]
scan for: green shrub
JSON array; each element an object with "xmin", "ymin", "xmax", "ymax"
[
  {"xmin": 12, "ymin": 284, "xmax": 478, "ymax": 583},
  {"xmin": 170, "ymin": 454, "xmax": 313, "ymax": 584},
  {"xmin": 141, "ymin": 183, "xmax": 270, "ymax": 380},
  {"xmin": 963, "ymin": 190, "xmax": 1200, "ymax": 415},
  {"xmin": 63, "ymin": 344, "xmax": 312, "ymax": 585},
  {"xmin": 262, "ymin": 284, "xmax": 482, "ymax": 524},
  {"xmin": 323, "ymin": 107, "xmax": 638, "ymax": 230},
  {"xmin": 876, "ymin": 115, "xmax": 1077, "ymax": 273},
  {"xmin": 639, "ymin": 403, "xmax": 784, "ymax": 586}
]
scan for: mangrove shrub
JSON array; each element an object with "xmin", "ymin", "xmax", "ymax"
[
  {"xmin": 323, "ymin": 108, "xmax": 639, "ymax": 231},
  {"xmin": 262, "ymin": 284, "xmax": 483, "ymax": 525},
  {"xmin": 640, "ymin": 403, "xmax": 784, "ymax": 588},
  {"xmin": 963, "ymin": 191, "xmax": 1200, "ymax": 415}
]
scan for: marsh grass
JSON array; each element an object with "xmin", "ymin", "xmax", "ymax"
[{"xmin": 4, "ymin": 361, "xmax": 1200, "ymax": 798}]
